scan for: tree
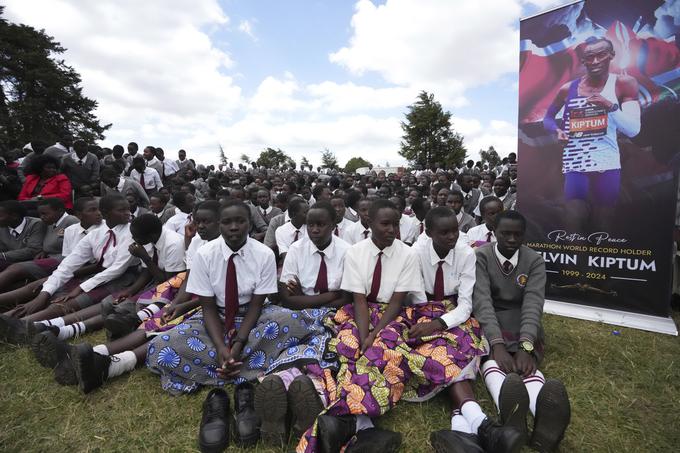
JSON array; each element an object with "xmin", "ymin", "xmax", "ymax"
[
  {"xmin": 479, "ymin": 146, "xmax": 501, "ymax": 169},
  {"xmin": 0, "ymin": 8, "xmax": 110, "ymax": 149},
  {"xmin": 344, "ymin": 156, "xmax": 372, "ymax": 174},
  {"xmin": 320, "ymin": 148, "xmax": 338, "ymax": 170},
  {"xmin": 300, "ymin": 156, "xmax": 310, "ymax": 170},
  {"xmin": 239, "ymin": 153, "xmax": 250, "ymax": 164},
  {"xmin": 256, "ymin": 147, "xmax": 291, "ymax": 169},
  {"xmin": 399, "ymin": 91, "xmax": 466, "ymax": 169},
  {"xmin": 217, "ymin": 144, "xmax": 227, "ymax": 166}
]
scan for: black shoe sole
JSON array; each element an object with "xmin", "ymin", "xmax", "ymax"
[
  {"xmin": 530, "ymin": 379, "xmax": 571, "ymax": 453},
  {"xmin": 346, "ymin": 430, "xmax": 402, "ymax": 453},
  {"xmin": 105, "ymin": 315, "xmax": 139, "ymax": 339},
  {"xmin": 430, "ymin": 431, "xmax": 468, "ymax": 453},
  {"xmin": 255, "ymin": 375, "xmax": 288, "ymax": 445},
  {"xmin": 499, "ymin": 373, "xmax": 529, "ymax": 442},
  {"xmin": 198, "ymin": 438, "xmax": 228, "ymax": 453},
  {"xmin": 54, "ymin": 356, "xmax": 77, "ymax": 386},
  {"xmin": 288, "ymin": 375, "xmax": 324, "ymax": 438},
  {"xmin": 32, "ymin": 331, "xmax": 65, "ymax": 368},
  {"xmin": 71, "ymin": 343, "xmax": 101, "ymax": 394}
]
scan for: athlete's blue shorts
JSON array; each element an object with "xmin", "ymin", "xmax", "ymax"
[{"xmin": 563, "ymin": 169, "xmax": 620, "ymax": 207}]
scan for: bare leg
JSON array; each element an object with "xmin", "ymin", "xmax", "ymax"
[
  {"xmin": 448, "ymin": 380, "xmax": 477, "ymax": 407},
  {"xmin": 0, "ymin": 263, "xmax": 33, "ymax": 292},
  {"xmin": 60, "ymin": 304, "xmax": 103, "ymax": 325},
  {"xmin": 0, "ymin": 279, "xmax": 45, "ymax": 311},
  {"xmin": 131, "ymin": 341, "xmax": 149, "ymax": 364},
  {"xmin": 23, "ymin": 297, "xmax": 93, "ymax": 323},
  {"xmin": 104, "ymin": 330, "xmax": 148, "ymax": 355}
]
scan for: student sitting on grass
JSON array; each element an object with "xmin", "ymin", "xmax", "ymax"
[
  {"xmin": 343, "ymin": 197, "xmax": 372, "ymax": 245},
  {"xmin": 0, "ymin": 194, "xmax": 138, "ymax": 344},
  {"xmin": 0, "ymin": 200, "xmax": 46, "ymax": 272},
  {"xmin": 275, "ymin": 197, "xmax": 309, "ymax": 264},
  {"xmin": 329, "ymin": 194, "xmax": 353, "ymax": 242},
  {"xmin": 253, "ymin": 201, "xmax": 352, "ymax": 446},
  {"xmin": 446, "ymin": 190, "xmax": 476, "ymax": 233},
  {"xmin": 164, "ymin": 191, "xmax": 196, "ymax": 235},
  {"xmin": 474, "ymin": 210, "xmax": 571, "ymax": 453},
  {"xmin": 38, "ymin": 202, "xmax": 221, "ymax": 392},
  {"xmin": 467, "ymin": 197, "xmax": 503, "ymax": 247}
]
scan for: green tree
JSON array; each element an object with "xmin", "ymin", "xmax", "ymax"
[
  {"xmin": 479, "ymin": 145, "xmax": 501, "ymax": 169},
  {"xmin": 300, "ymin": 156, "xmax": 309, "ymax": 170},
  {"xmin": 320, "ymin": 148, "xmax": 338, "ymax": 170},
  {"xmin": 344, "ymin": 156, "xmax": 372, "ymax": 174},
  {"xmin": 239, "ymin": 153, "xmax": 250, "ymax": 164},
  {"xmin": 256, "ymin": 147, "xmax": 291, "ymax": 169},
  {"xmin": 0, "ymin": 8, "xmax": 110, "ymax": 148},
  {"xmin": 218, "ymin": 144, "xmax": 227, "ymax": 166},
  {"xmin": 399, "ymin": 91, "xmax": 466, "ymax": 169}
]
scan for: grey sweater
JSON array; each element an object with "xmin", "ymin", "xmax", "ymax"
[
  {"xmin": 0, "ymin": 217, "xmax": 46, "ymax": 262},
  {"xmin": 43, "ymin": 214, "xmax": 79, "ymax": 256},
  {"xmin": 472, "ymin": 243, "xmax": 546, "ymax": 353}
]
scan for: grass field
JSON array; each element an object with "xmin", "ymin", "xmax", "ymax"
[{"xmin": 2, "ymin": 312, "xmax": 680, "ymax": 453}]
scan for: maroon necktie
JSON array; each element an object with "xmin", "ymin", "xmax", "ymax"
[
  {"xmin": 98, "ymin": 230, "xmax": 116, "ymax": 265},
  {"xmin": 503, "ymin": 260, "xmax": 513, "ymax": 273},
  {"xmin": 293, "ymin": 229, "xmax": 300, "ymax": 242},
  {"xmin": 152, "ymin": 248, "xmax": 158, "ymax": 265},
  {"xmin": 367, "ymin": 251, "xmax": 383, "ymax": 302},
  {"xmin": 224, "ymin": 253, "xmax": 239, "ymax": 332},
  {"xmin": 420, "ymin": 222, "xmax": 424, "ymax": 234},
  {"xmin": 363, "ymin": 229, "xmax": 369, "ymax": 239},
  {"xmin": 314, "ymin": 251, "xmax": 328, "ymax": 293},
  {"xmin": 486, "ymin": 231, "xmax": 492, "ymax": 242},
  {"xmin": 396, "ymin": 226, "xmax": 401, "ymax": 240},
  {"xmin": 139, "ymin": 172, "xmax": 145, "ymax": 189},
  {"xmin": 334, "ymin": 226, "xmax": 339, "ymax": 236},
  {"xmin": 433, "ymin": 260, "xmax": 445, "ymax": 301}
]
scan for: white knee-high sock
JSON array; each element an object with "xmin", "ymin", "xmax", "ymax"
[
  {"xmin": 37, "ymin": 317, "xmax": 65, "ymax": 327},
  {"xmin": 355, "ymin": 415, "xmax": 374, "ymax": 432},
  {"xmin": 107, "ymin": 350, "xmax": 137, "ymax": 378},
  {"xmin": 136, "ymin": 304, "xmax": 162, "ymax": 321},
  {"xmin": 451, "ymin": 409, "xmax": 473, "ymax": 433},
  {"xmin": 523, "ymin": 369, "xmax": 545, "ymax": 416},
  {"xmin": 460, "ymin": 400, "xmax": 487, "ymax": 434},
  {"xmin": 93, "ymin": 344, "xmax": 109, "ymax": 356},
  {"xmin": 481, "ymin": 360, "xmax": 506, "ymax": 411},
  {"xmin": 57, "ymin": 322, "xmax": 86, "ymax": 340}
]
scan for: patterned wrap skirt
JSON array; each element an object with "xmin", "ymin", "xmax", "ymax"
[
  {"xmin": 135, "ymin": 272, "xmax": 187, "ymax": 306},
  {"xmin": 297, "ymin": 299, "xmax": 489, "ymax": 453},
  {"xmin": 146, "ymin": 303, "xmax": 337, "ymax": 396}
]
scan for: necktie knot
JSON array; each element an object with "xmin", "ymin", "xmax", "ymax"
[
  {"xmin": 503, "ymin": 260, "xmax": 513, "ymax": 273},
  {"xmin": 486, "ymin": 231, "xmax": 493, "ymax": 242},
  {"xmin": 363, "ymin": 230, "xmax": 369, "ymax": 239}
]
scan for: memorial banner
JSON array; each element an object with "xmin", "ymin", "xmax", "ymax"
[{"xmin": 518, "ymin": 0, "xmax": 680, "ymax": 317}]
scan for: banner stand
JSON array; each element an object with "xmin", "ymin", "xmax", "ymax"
[{"xmin": 545, "ymin": 299, "xmax": 678, "ymax": 336}]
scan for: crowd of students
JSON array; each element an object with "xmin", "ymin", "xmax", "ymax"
[{"xmin": 0, "ymin": 140, "xmax": 571, "ymax": 453}]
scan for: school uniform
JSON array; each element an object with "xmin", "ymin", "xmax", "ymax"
[
  {"xmin": 40, "ymin": 223, "xmax": 139, "ymax": 308},
  {"xmin": 154, "ymin": 205, "xmax": 176, "ymax": 224},
  {"xmin": 147, "ymin": 237, "xmax": 278, "ymax": 395},
  {"xmin": 275, "ymin": 222, "xmax": 307, "ymax": 254},
  {"xmin": 157, "ymin": 158, "xmax": 179, "ymax": 180},
  {"xmin": 344, "ymin": 220, "xmax": 371, "ymax": 245},
  {"xmin": 164, "ymin": 211, "xmax": 192, "ymax": 235},
  {"xmin": 399, "ymin": 214, "xmax": 418, "ymax": 245},
  {"xmin": 176, "ymin": 158, "xmax": 195, "ymax": 171},
  {"xmin": 0, "ymin": 217, "xmax": 46, "ymax": 270},
  {"xmin": 264, "ymin": 212, "xmax": 288, "ymax": 249},
  {"xmin": 461, "ymin": 188, "xmax": 482, "ymax": 215},
  {"xmin": 257, "ymin": 206, "xmax": 283, "ymax": 226},
  {"xmin": 130, "ymin": 167, "xmax": 163, "ymax": 194},
  {"xmin": 333, "ymin": 217, "xmax": 354, "ymax": 243},
  {"xmin": 344, "ymin": 206, "xmax": 359, "ymax": 223},
  {"xmin": 130, "ymin": 206, "xmax": 150, "ymax": 220},
  {"xmin": 144, "ymin": 156, "xmax": 164, "ymax": 178},
  {"xmin": 473, "ymin": 192, "xmax": 516, "ymax": 217},
  {"xmin": 467, "ymin": 223, "xmax": 496, "ymax": 246},
  {"xmin": 457, "ymin": 211, "xmax": 477, "ymax": 233},
  {"xmin": 61, "ymin": 152, "xmax": 100, "ymax": 188},
  {"xmin": 248, "ymin": 204, "xmax": 268, "ymax": 236},
  {"xmin": 100, "ymin": 177, "xmax": 150, "ymax": 208}
]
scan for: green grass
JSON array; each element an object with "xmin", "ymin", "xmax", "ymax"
[{"xmin": 2, "ymin": 312, "xmax": 680, "ymax": 452}]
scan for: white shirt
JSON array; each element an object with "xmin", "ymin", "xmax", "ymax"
[
  {"xmin": 474, "ymin": 192, "xmax": 507, "ymax": 217},
  {"xmin": 8, "ymin": 217, "xmax": 27, "ymax": 237},
  {"xmin": 141, "ymin": 228, "xmax": 186, "ymax": 272},
  {"xmin": 334, "ymin": 217, "xmax": 354, "ymax": 243},
  {"xmin": 494, "ymin": 243, "xmax": 519, "ymax": 269},
  {"xmin": 410, "ymin": 236, "xmax": 476, "ymax": 328},
  {"xmin": 61, "ymin": 222, "xmax": 100, "ymax": 257},
  {"xmin": 159, "ymin": 158, "xmax": 179, "ymax": 177},
  {"xmin": 186, "ymin": 235, "xmax": 208, "ymax": 269},
  {"xmin": 116, "ymin": 177, "xmax": 126, "ymax": 192},
  {"xmin": 399, "ymin": 214, "xmax": 418, "ymax": 245},
  {"xmin": 467, "ymin": 223, "xmax": 496, "ymax": 245},
  {"xmin": 413, "ymin": 230, "xmax": 470, "ymax": 249},
  {"xmin": 341, "ymin": 238, "xmax": 422, "ymax": 303},
  {"xmin": 130, "ymin": 167, "xmax": 163, "ymax": 191},
  {"xmin": 42, "ymin": 223, "xmax": 138, "ymax": 295},
  {"xmin": 275, "ymin": 222, "xmax": 307, "ymax": 254},
  {"xmin": 344, "ymin": 220, "xmax": 372, "ymax": 245},
  {"xmin": 164, "ymin": 211, "xmax": 192, "ymax": 235},
  {"xmin": 280, "ymin": 235, "xmax": 351, "ymax": 295},
  {"xmin": 186, "ymin": 237, "xmax": 277, "ymax": 307}
]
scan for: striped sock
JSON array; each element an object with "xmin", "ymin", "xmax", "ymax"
[
  {"xmin": 523, "ymin": 370, "xmax": 545, "ymax": 416},
  {"xmin": 38, "ymin": 317, "xmax": 65, "ymax": 328},
  {"xmin": 136, "ymin": 304, "xmax": 162, "ymax": 321},
  {"xmin": 451, "ymin": 409, "xmax": 473, "ymax": 433},
  {"xmin": 57, "ymin": 322, "xmax": 86, "ymax": 340},
  {"xmin": 481, "ymin": 359, "xmax": 506, "ymax": 411}
]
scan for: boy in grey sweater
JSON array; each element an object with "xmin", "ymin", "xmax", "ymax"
[{"xmin": 473, "ymin": 210, "xmax": 570, "ymax": 453}]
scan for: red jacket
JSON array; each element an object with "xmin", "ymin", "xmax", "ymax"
[{"xmin": 18, "ymin": 173, "xmax": 73, "ymax": 209}]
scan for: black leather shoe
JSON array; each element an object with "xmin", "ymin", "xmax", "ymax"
[
  {"xmin": 113, "ymin": 300, "xmax": 137, "ymax": 316},
  {"xmin": 53, "ymin": 354, "xmax": 77, "ymax": 386},
  {"xmin": 233, "ymin": 382, "xmax": 260, "ymax": 447},
  {"xmin": 317, "ymin": 415, "xmax": 356, "ymax": 453},
  {"xmin": 255, "ymin": 374, "xmax": 288, "ymax": 445},
  {"xmin": 71, "ymin": 343, "xmax": 111, "ymax": 394},
  {"xmin": 430, "ymin": 430, "xmax": 485, "ymax": 453},
  {"xmin": 530, "ymin": 379, "xmax": 570, "ymax": 453},
  {"xmin": 31, "ymin": 328, "xmax": 66, "ymax": 368},
  {"xmin": 347, "ymin": 427, "xmax": 401, "ymax": 453},
  {"xmin": 198, "ymin": 388, "xmax": 230, "ymax": 453},
  {"xmin": 288, "ymin": 374, "xmax": 324, "ymax": 437},
  {"xmin": 478, "ymin": 418, "xmax": 523, "ymax": 453},
  {"xmin": 105, "ymin": 312, "xmax": 140, "ymax": 339},
  {"xmin": 1, "ymin": 316, "xmax": 38, "ymax": 345},
  {"xmin": 100, "ymin": 296, "xmax": 117, "ymax": 317},
  {"xmin": 499, "ymin": 372, "xmax": 529, "ymax": 441}
]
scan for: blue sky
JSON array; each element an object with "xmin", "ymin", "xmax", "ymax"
[{"xmin": 4, "ymin": 0, "xmax": 561, "ymax": 167}]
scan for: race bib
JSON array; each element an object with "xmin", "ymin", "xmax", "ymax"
[{"xmin": 568, "ymin": 101, "xmax": 608, "ymax": 139}]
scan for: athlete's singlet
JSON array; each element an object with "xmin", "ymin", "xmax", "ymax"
[{"xmin": 562, "ymin": 74, "xmax": 620, "ymax": 174}]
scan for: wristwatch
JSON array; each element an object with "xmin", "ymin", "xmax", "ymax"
[
  {"xmin": 608, "ymin": 103, "xmax": 620, "ymax": 113},
  {"xmin": 519, "ymin": 340, "xmax": 534, "ymax": 355}
]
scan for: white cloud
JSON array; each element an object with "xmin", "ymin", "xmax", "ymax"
[{"xmin": 238, "ymin": 19, "xmax": 257, "ymax": 41}]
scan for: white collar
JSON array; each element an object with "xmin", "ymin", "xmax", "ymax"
[
  {"xmin": 307, "ymin": 236, "xmax": 337, "ymax": 259},
  {"xmin": 456, "ymin": 211, "xmax": 463, "ymax": 222},
  {"xmin": 54, "ymin": 212, "xmax": 69, "ymax": 228},
  {"xmin": 117, "ymin": 178, "xmax": 126, "ymax": 191},
  {"xmin": 494, "ymin": 243, "xmax": 519, "ymax": 268},
  {"xmin": 428, "ymin": 240, "xmax": 454, "ymax": 266},
  {"xmin": 219, "ymin": 236, "xmax": 250, "ymax": 260},
  {"xmin": 9, "ymin": 217, "xmax": 27, "ymax": 236},
  {"xmin": 368, "ymin": 238, "xmax": 395, "ymax": 258}
]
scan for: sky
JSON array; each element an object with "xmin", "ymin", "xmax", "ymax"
[{"xmin": 4, "ymin": 0, "xmax": 566, "ymax": 168}]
